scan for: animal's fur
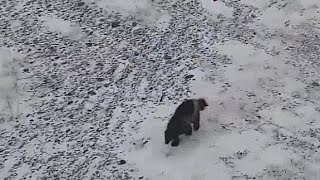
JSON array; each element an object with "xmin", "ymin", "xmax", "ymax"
[{"xmin": 164, "ymin": 98, "xmax": 208, "ymax": 146}]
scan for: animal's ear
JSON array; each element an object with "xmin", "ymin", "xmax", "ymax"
[{"xmin": 204, "ymin": 100, "xmax": 209, "ymax": 106}]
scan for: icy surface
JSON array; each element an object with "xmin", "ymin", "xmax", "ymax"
[{"xmin": 1, "ymin": 0, "xmax": 320, "ymax": 179}]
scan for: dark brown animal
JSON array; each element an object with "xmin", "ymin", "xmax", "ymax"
[{"xmin": 164, "ymin": 98, "xmax": 208, "ymax": 146}]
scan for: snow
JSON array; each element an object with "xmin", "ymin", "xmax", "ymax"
[
  {"xmin": 2, "ymin": 0, "xmax": 320, "ymax": 179},
  {"xmin": 255, "ymin": 0, "xmax": 320, "ymax": 30},
  {"xmin": 39, "ymin": 15, "xmax": 84, "ymax": 40},
  {"xmin": 200, "ymin": 0, "xmax": 234, "ymax": 19},
  {"xmin": 0, "ymin": 49, "xmax": 21, "ymax": 122},
  {"xmin": 123, "ymin": 0, "xmax": 320, "ymax": 179},
  {"xmin": 125, "ymin": 104, "xmax": 231, "ymax": 180},
  {"xmin": 89, "ymin": 0, "xmax": 172, "ymax": 28},
  {"xmin": 93, "ymin": 0, "xmax": 151, "ymax": 15}
]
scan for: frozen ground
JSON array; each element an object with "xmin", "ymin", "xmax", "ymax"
[{"xmin": 1, "ymin": 0, "xmax": 320, "ymax": 179}]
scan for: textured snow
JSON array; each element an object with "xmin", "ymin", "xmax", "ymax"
[
  {"xmin": 0, "ymin": 49, "xmax": 22, "ymax": 123},
  {"xmin": 200, "ymin": 0, "xmax": 234, "ymax": 18},
  {"xmin": 39, "ymin": 15, "xmax": 84, "ymax": 40},
  {"xmin": 2, "ymin": 0, "xmax": 320, "ymax": 179}
]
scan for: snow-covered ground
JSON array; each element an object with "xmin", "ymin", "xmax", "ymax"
[{"xmin": 1, "ymin": 0, "xmax": 320, "ymax": 179}]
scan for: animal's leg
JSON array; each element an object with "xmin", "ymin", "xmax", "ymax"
[
  {"xmin": 194, "ymin": 112, "xmax": 200, "ymax": 131},
  {"xmin": 185, "ymin": 123, "xmax": 192, "ymax": 136},
  {"xmin": 171, "ymin": 137, "xmax": 180, "ymax": 146}
]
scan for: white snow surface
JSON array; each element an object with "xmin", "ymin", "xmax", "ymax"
[
  {"xmin": 123, "ymin": 0, "xmax": 320, "ymax": 179},
  {"xmin": 39, "ymin": 15, "xmax": 84, "ymax": 40},
  {"xmin": 2, "ymin": 0, "xmax": 320, "ymax": 179},
  {"xmin": 0, "ymin": 49, "xmax": 22, "ymax": 122}
]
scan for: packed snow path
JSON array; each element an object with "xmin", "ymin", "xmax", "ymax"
[{"xmin": 1, "ymin": 0, "xmax": 320, "ymax": 179}]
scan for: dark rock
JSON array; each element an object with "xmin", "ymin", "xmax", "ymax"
[
  {"xmin": 184, "ymin": 74, "xmax": 194, "ymax": 79},
  {"xmin": 88, "ymin": 90, "xmax": 96, "ymax": 95},
  {"xmin": 111, "ymin": 21, "xmax": 120, "ymax": 28},
  {"xmin": 139, "ymin": 176, "xmax": 144, "ymax": 179},
  {"xmin": 118, "ymin": 160, "xmax": 126, "ymax": 165},
  {"xmin": 66, "ymin": 91, "xmax": 74, "ymax": 96},
  {"xmin": 77, "ymin": 2, "xmax": 85, "ymax": 6},
  {"xmin": 86, "ymin": 42, "xmax": 93, "ymax": 47},
  {"xmin": 132, "ymin": 22, "xmax": 137, "ymax": 27},
  {"xmin": 96, "ymin": 62, "xmax": 104, "ymax": 67},
  {"xmin": 311, "ymin": 81, "xmax": 320, "ymax": 87},
  {"xmin": 96, "ymin": 77, "xmax": 105, "ymax": 82},
  {"xmin": 163, "ymin": 54, "xmax": 172, "ymax": 60},
  {"xmin": 134, "ymin": 51, "xmax": 139, "ymax": 56},
  {"xmin": 23, "ymin": 68, "xmax": 29, "ymax": 73}
]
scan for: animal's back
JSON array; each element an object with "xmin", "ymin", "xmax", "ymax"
[
  {"xmin": 175, "ymin": 100, "xmax": 194, "ymax": 116},
  {"xmin": 168, "ymin": 100, "xmax": 195, "ymax": 125}
]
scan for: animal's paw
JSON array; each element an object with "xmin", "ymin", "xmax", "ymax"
[
  {"xmin": 171, "ymin": 138, "xmax": 180, "ymax": 146},
  {"xmin": 185, "ymin": 129, "xmax": 192, "ymax": 136},
  {"xmin": 194, "ymin": 124, "xmax": 200, "ymax": 131}
]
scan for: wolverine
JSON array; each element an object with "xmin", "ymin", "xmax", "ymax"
[{"xmin": 164, "ymin": 98, "xmax": 208, "ymax": 146}]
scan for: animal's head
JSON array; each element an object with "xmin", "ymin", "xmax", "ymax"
[
  {"xmin": 164, "ymin": 128, "xmax": 176, "ymax": 144},
  {"xmin": 198, "ymin": 98, "xmax": 208, "ymax": 111}
]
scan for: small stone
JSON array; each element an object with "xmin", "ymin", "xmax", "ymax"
[
  {"xmin": 23, "ymin": 68, "xmax": 29, "ymax": 73},
  {"xmin": 311, "ymin": 81, "xmax": 320, "ymax": 87},
  {"xmin": 139, "ymin": 176, "xmax": 144, "ymax": 179},
  {"xmin": 132, "ymin": 22, "xmax": 137, "ymax": 27},
  {"xmin": 66, "ymin": 91, "xmax": 74, "ymax": 96},
  {"xmin": 163, "ymin": 54, "xmax": 172, "ymax": 60},
  {"xmin": 86, "ymin": 42, "xmax": 93, "ymax": 47},
  {"xmin": 111, "ymin": 21, "xmax": 120, "ymax": 28},
  {"xmin": 118, "ymin": 160, "xmax": 126, "ymax": 165},
  {"xmin": 96, "ymin": 77, "xmax": 105, "ymax": 82},
  {"xmin": 88, "ymin": 90, "xmax": 96, "ymax": 95},
  {"xmin": 184, "ymin": 74, "xmax": 194, "ymax": 79},
  {"xmin": 96, "ymin": 62, "xmax": 104, "ymax": 67},
  {"xmin": 77, "ymin": 2, "xmax": 85, "ymax": 6}
]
